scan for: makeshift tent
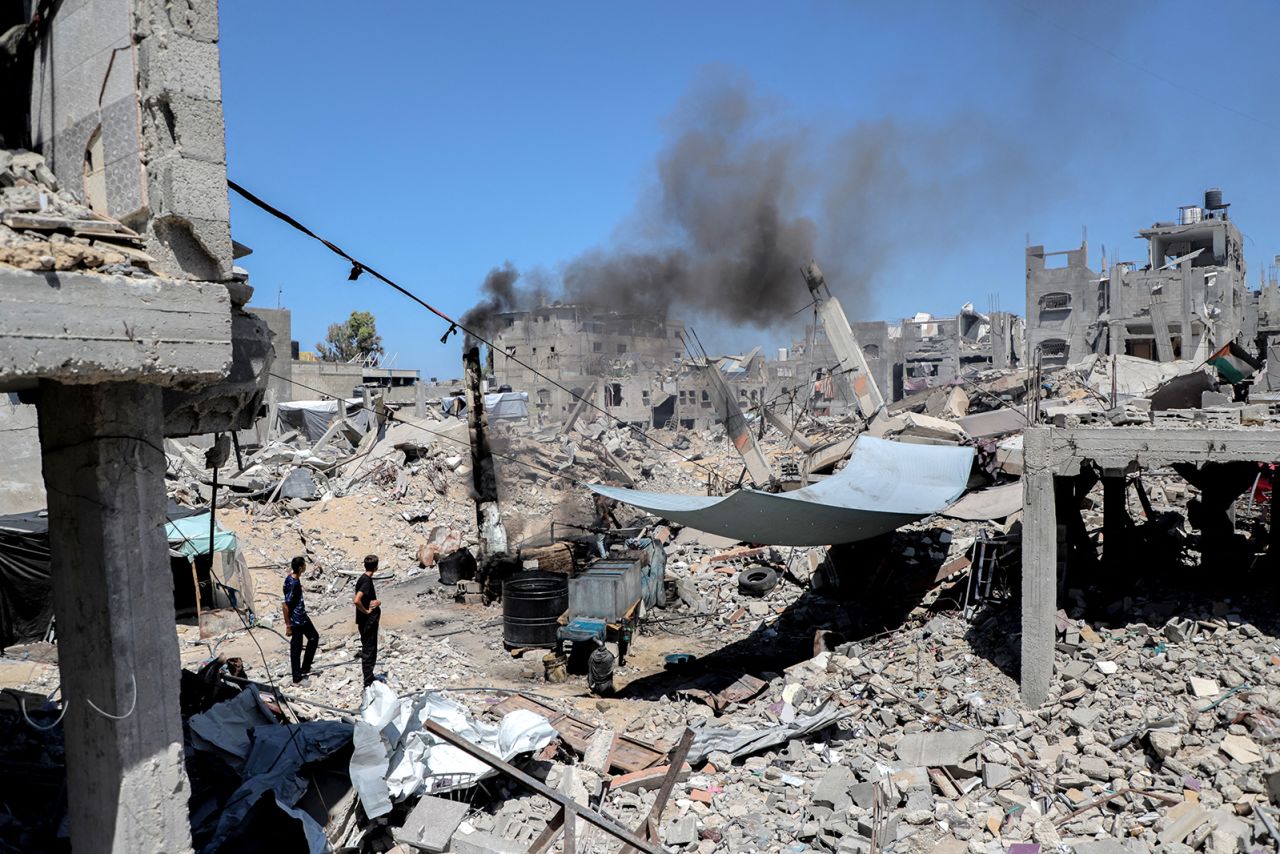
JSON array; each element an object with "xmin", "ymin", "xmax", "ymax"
[
  {"xmin": 483, "ymin": 391, "xmax": 529, "ymax": 421},
  {"xmin": 277, "ymin": 398, "xmax": 373, "ymax": 442},
  {"xmin": 591, "ymin": 436, "xmax": 973, "ymax": 546},
  {"xmin": 166, "ymin": 512, "xmax": 256, "ymax": 615},
  {"xmin": 0, "ymin": 505, "xmax": 252, "ymax": 647}
]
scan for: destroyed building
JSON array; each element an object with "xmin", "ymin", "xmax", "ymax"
[
  {"xmin": 795, "ymin": 308, "xmax": 1024, "ymax": 411},
  {"xmin": 4, "ymin": 3, "xmax": 1280, "ymax": 853},
  {"xmin": 1027, "ymin": 189, "xmax": 1249, "ymax": 367},
  {"xmin": 487, "ymin": 305, "xmax": 780, "ymax": 430}
]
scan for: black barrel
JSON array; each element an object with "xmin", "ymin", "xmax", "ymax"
[
  {"xmin": 1205, "ymin": 187, "xmax": 1224, "ymax": 210},
  {"xmin": 503, "ymin": 571, "xmax": 568, "ymax": 649},
  {"xmin": 438, "ymin": 549, "xmax": 476, "ymax": 585}
]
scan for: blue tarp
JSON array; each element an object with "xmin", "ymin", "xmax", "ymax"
[
  {"xmin": 591, "ymin": 436, "xmax": 974, "ymax": 546},
  {"xmin": 165, "ymin": 513, "xmax": 237, "ymax": 560}
]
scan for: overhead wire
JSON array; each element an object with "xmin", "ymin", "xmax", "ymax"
[{"xmin": 228, "ymin": 179, "xmax": 732, "ymax": 490}]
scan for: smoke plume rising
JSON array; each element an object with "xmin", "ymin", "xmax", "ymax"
[{"xmin": 463, "ymin": 57, "xmax": 1108, "ymax": 333}]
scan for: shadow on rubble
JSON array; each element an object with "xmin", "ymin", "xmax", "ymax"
[
  {"xmin": 618, "ymin": 531, "xmax": 952, "ymax": 702},
  {"xmin": 962, "ymin": 526, "xmax": 1280, "ymax": 685}
]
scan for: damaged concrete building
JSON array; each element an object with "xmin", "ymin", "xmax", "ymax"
[
  {"xmin": 0, "ymin": 1, "xmax": 272, "ymax": 850},
  {"xmin": 487, "ymin": 305, "xmax": 780, "ymax": 430},
  {"xmin": 1027, "ymin": 189, "xmax": 1248, "ymax": 367},
  {"xmin": 794, "ymin": 307, "xmax": 1024, "ymax": 413}
]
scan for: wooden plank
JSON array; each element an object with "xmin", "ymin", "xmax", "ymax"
[
  {"xmin": 620, "ymin": 729, "xmax": 694, "ymax": 854},
  {"xmin": 528, "ymin": 807, "xmax": 566, "ymax": 854},
  {"xmin": 421, "ymin": 720, "xmax": 665, "ymax": 854},
  {"xmin": 2, "ymin": 211, "xmax": 141, "ymax": 237}
]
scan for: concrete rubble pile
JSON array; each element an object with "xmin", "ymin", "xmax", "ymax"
[{"xmin": 0, "ymin": 147, "xmax": 158, "ymax": 274}]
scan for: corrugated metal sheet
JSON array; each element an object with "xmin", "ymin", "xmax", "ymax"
[{"xmin": 590, "ymin": 436, "xmax": 973, "ymax": 546}]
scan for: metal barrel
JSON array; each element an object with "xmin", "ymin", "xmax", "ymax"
[{"xmin": 503, "ymin": 571, "xmax": 568, "ymax": 649}]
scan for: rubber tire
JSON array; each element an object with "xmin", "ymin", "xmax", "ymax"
[{"xmin": 738, "ymin": 566, "xmax": 779, "ymax": 596}]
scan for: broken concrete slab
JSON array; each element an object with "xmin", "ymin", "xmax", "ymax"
[
  {"xmin": 393, "ymin": 794, "xmax": 469, "ymax": 852},
  {"xmin": 894, "ymin": 729, "xmax": 986, "ymax": 767}
]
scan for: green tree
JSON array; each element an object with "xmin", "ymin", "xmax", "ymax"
[{"xmin": 317, "ymin": 310, "xmax": 384, "ymax": 363}]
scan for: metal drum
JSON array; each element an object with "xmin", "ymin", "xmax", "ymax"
[{"xmin": 502, "ymin": 571, "xmax": 568, "ymax": 649}]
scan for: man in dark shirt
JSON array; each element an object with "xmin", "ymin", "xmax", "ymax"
[
  {"xmin": 283, "ymin": 556, "xmax": 320, "ymax": 684},
  {"xmin": 354, "ymin": 554, "xmax": 382, "ymax": 687}
]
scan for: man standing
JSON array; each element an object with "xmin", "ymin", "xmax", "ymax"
[
  {"xmin": 354, "ymin": 554, "xmax": 382, "ymax": 687},
  {"xmin": 283, "ymin": 556, "xmax": 320, "ymax": 684}
]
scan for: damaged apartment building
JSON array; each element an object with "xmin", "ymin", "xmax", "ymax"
[
  {"xmin": 487, "ymin": 305, "xmax": 784, "ymax": 430},
  {"xmin": 489, "ymin": 301, "xmax": 1027, "ymax": 430},
  {"xmin": 789, "ymin": 307, "xmax": 1024, "ymax": 415},
  {"xmin": 1026, "ymin": 188, "xmax": 1249, "ymax": 367},
  {"xmin": 0, "ymin": 2, "xmax": 272, "ymax": 851}
]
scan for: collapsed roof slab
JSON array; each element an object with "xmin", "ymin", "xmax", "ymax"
[
  {"xmin": 0, "ymin": 267, "xmax": 233, "ymax": 393},
  {"xmin": 1020, "ymin": 424, "xmax": 1280, "ymax": 707}
]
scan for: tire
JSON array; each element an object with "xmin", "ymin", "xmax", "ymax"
[{"xmin": 738, "ymin": 566, "xmax": 779, "ymax": 596}]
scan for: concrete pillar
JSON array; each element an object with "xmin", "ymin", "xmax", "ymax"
[
  {"xmin": 415, "ymin": 379, "xmax": 426, "ymax": 419},
  {"xmin": 1021, "ymin": 428, "xmax": 1057, "ymax": 707},
  {"xmin": 36, "ymin": 382, "xmax": 192, "ymax": 853}
]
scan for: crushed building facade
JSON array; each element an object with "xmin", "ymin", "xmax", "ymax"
[{"xmin": 1027, "ymin": 189, "xmax": 1249, "ymax": 367}]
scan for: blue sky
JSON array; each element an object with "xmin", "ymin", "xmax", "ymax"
[{"xmin": 221, "ymin": 1, "xmax": 1279, "ymax": 379}]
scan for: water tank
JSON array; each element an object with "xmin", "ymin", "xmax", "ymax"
[
  {"xmin": 1178, "ymin": 205, "xmax": 1203, "ymax": 225},
  {"xmin": 777, "ymin": 348, "xmax": 788, "ymax": 362},
  {"xmin": 503, "ymin": 571, "xmax": 568, "ymax": 649},
  {"xmin": 1205, "ymin": 187, "xmax": 1225, "ymax": 210}
]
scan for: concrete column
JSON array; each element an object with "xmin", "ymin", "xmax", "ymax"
[
  {"xmin": 415, "ymin": 379, "xmax": 426, "ymax": 419},
  {"xmin": 36, "ymin": 382, "xmax": 192, "ymax": 854},
  {"xmin": 1021, "ymin": 428, "xmax": 1057, "ymax": 707}
]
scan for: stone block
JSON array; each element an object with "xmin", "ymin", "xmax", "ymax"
[
  {"xmin": 449, "ymin": 827, "xmax": 528, "ymax": 854},
  {"xmin": 392, "ymin": 794, "xmax": 468, "ymax": 853},
  {"xmin": 812, "ymin": 766, "xmax": 857, "ymax": 811},
  {"xmin": 894, "ymin": 730, "xmax": 986, "ymax": 766}
]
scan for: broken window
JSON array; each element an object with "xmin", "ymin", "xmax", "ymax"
[
  {"xmin": 536, "ymin": 388, "xmax": 551, "ymax": 407},
  {"xmin": 616, "ymin": 343, "xmax": 628, "ymax": 354},
  {"xmin": 641, "ymin": 390, "xmax": 650, "ymax": 405},
  {"xmin": 593, "ymin": 342, "xmax": 603, "ymax": 353},
  {"xmin": 605, "ymin": 383, "xmax": 623, "ymax": 406},
  {"xmin": 863, "ymin": 344, "xmax": 880, "ymax": 358},
  {"xmin": 700, "ymin": 390, "xmax": 711, "ymax": 408},
  {"xmin": 1039, "ymin": 292, "xmax": 1071, "ymax": 311}
]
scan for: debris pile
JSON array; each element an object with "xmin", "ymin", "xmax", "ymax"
[{"xmin": 0, "ymin": 148, "xmax": 156, "ymax": 274}]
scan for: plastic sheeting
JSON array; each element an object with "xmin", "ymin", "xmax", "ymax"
[
  {"xmin": 686, "ymin": 701, "xmax": 851, "ymax": 764},
  {"xmin": 201, "ymin": 720, "xmax": 353, "ymax": 854},
  {"xmin": 0, "ymin": 511, "xmax": 51, "ymax": 647},
  {"xmin": 165, "ymin": 513, "xmax": 237, "ymax": 560},
  {"xmin": 277, "ymin": 398, "xmax": 372, "ymax": 442},
  {"xmin": 484, "ymin": 391, "xmax": 529, "ymax": 421},
  {"xmin": 349, "ymin": 682, "xmax": 556, "ymax": 818},
  {"xmin": 591, "ymin": 436, "xmax": 974, "ymax": 546}
]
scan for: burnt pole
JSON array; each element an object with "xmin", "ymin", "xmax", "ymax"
[{"xmin": 463, "ymin": 342, "xmax": 508, "ymax": 563}]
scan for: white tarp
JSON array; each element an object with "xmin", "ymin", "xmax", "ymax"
[
  {"xmin": 591, "ymin": 436, "xmax": 973, "ymax": 546},
  {"xmin": 349, "ymin": 682, "xmax": 556, "ymax": 818},
  {"xmin": 484, "ymin": 391, "xmax": 529, "ymax": 421}
]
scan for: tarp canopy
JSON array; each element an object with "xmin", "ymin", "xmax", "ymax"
[
  {"xmin": 483, "ymin": 391, "xmax": 529, "ymax": 421},
  {"xmin": 166, "ymin": 513, "xmax": 238, "ymax": 560},
  {"xmin": 277, "ymin": 398, "xmax": 372, "ymax": 441},
  {"xmin": 591, "ymin": 436, "xmax": 974, "ymax": 546},
  {"xmin": 0, "ymin": 511, "xmax": 53, "ymax": 646}
]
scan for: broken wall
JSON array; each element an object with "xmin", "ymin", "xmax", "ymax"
[{"xmin": 31, "ymin": 0, "xmax": 233, "ymax": 281}]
